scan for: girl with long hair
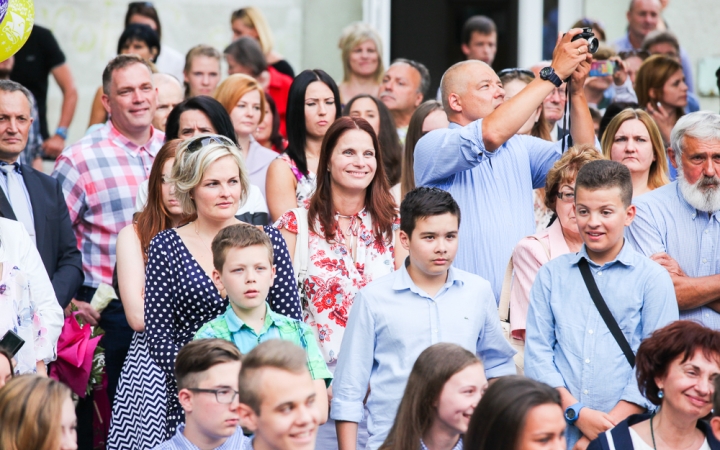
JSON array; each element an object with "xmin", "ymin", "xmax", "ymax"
[
  {"xmin": 635, "ymin": 54, "xmax": 688, "ymax": 144},
  {"xmin": 400, "ymin": 101, "xmax": 448, "ymax": 199}
]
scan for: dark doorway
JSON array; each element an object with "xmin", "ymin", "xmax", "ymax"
[{"xmin": 391, "ymin": 0, "xmax": 519, "ymax": 96}]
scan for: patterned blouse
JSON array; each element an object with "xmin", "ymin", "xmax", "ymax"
[
  {"xmin": 275, "ymin": 209, "xmax": 398, "ymax": 364},
  {"xmin": 277, "ymin": 153, "xmax": 316, "ymax": 209}
]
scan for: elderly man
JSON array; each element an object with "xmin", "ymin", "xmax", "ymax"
[
  {"xmin": 152, "ymin": 73, "xmax": 183, "ymax": 132},
  {"xmin": 379, "ymin": 58, "xmax": 430, "ymax": 141},
  {"xmin": 614, "ymin": 0, "xmax": 695, "ymax": 93},
  {"xmin": 0, "ymin": 80, "xmax": 82, "ymax": 309},
  {"xmin": 627, "ymin": 112, "xmax": 720, "ymax": 328},
  {"xmin": 414, "ymin": 29, "xmax": 596, "ymax": 301}
]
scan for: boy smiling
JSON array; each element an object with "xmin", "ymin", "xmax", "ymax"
[{"xmin": 525, "ymin": 160, "xmax": 678, "ymax": 449}]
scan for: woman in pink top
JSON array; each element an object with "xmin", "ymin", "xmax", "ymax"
[{"xmin": 509, "ymin": 145, "xmax": 603, "ymax": 341}]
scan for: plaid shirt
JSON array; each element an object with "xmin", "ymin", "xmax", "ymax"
[{"xmin": 52, "ymin": 121, "xmax": 164, "ymax": 287}]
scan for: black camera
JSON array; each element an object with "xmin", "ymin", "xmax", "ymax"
[{"xmin": 571, "ymin": 27, "xmax": 599, "ymax": 54}]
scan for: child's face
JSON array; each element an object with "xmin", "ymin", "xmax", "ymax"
[
  {"xmin": 400, "ymin": 213, "xmax": 459, "ymax": 277},
  {"xmin": 574, "ymin": 186, "xmax": 636, "ymax": 263},
  {"xmin": 241, "ymin": 368, "xmax": 319, "ymax": 450},
  {"xmin": 433, "ymin": 363, "xmax": 487, "ymax": 436},
  {"xmin": 214, "ymin": 245, "xmax": 275, "ymax": 311}
]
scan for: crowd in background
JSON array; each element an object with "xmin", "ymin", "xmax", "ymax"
[{"xmin": 1, "ymin": 0, "xmax": 720, "ymax": 449}]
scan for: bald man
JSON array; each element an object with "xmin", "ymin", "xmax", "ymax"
[
  {"xmin": 152, "ymin": 73, "xmax": 184, "ymax": 131},
  {"xmin": 413, "ymin": 29, "xmax": 596, "ymax": 304}
]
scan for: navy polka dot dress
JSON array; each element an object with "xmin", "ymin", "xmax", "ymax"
[{"xmin": 144, "ymin": 225, "xmax": 300, "ymax": 435}]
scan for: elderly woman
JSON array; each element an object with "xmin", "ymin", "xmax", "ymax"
[
  {"xmin": 589, "ymin": 320, "xmax": 720, "ymax": 450},
  {"xmin": 505, "ymin": 145, "xmax": 602, "ymax": 350}
]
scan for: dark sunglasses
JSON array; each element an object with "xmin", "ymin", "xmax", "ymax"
[
  {"xmin": 186, "ymin": 134, "xmax": 236, "ymax": 153},
  {"xmin": 497, "ymin": 68, "xmax": 536, "ymax": 79}
]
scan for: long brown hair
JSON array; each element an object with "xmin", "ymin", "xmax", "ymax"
[
  {"xmin": 0, "ymin": 375, "xmax": 72, "ymax": 450},
  {"xmin": 136, "ymin": 139, "xmax": 193, "ymax": 261},
  {"xmin": 636, "ymin": 54, "xmax": 685, "ymax": 120},
  {"xmin": 401, "ymin": 101, "xmax": 445, "ymax": 199},
  {"xmin": 379, "ymin": 343, "xmax": 481, "ymax": 450},
  {"xmin": 308, "ymin": 116, "xmax": 396, "ymax": 243}
]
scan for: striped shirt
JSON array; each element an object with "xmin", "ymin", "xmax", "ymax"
[
  {"xmin": 413, "ymin": 121, "xmax": 563, "ymax": 301},
  {"xmin": 151, "ymin": 423, "xmax": 249, "ymax": 450},
  {"xmin": 52, "ymin": 121, "xmax": 164, "ymax": 287},
  {"xmin": 626, "ymin": 181, "xmax": 720, "ymax": 329}
]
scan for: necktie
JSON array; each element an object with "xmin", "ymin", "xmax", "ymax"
[{"xmin": 1, "ymin": 164, "xmax": 36, "ymax": 245}]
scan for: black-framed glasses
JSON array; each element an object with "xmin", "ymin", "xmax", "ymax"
[
  {"xmin": 187, "ymin": 387, "xmax": 239, "ymax": 404},
  {"xmin": 556, "ymin": 191, "xmax": 575, "ymax": 203},
  {"xmin": 186, "ymin": 134, "xmax": 235, "ymax": 153},
  {"xmin": 497, "ymin": 68, "xmax": 536, "ymax": 79}
]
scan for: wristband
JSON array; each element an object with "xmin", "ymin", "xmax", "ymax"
[{"xmin": 55, "ymin": 127, "xmax": 68, "ymax": 140}]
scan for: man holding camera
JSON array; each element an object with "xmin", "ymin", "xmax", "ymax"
[{"xmin": 414, "ymin": 28, "xmax": 596, "ymax": 303}]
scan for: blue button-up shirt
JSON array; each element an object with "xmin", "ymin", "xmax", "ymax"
[
  {"xmin": 414, "ymin": 120, "xmax": 563, "ymax": 301},
  {"xmin": 331, "ymin": 262, "xmax": 516, "ymax": 450},
  {"xmin": 626, "ymin": 181, "xmax": 720, "ymax": 328},
  {"xmin": 0, "ymin": 162, "xmax": 34, "ymax": 222},
  {"xmin": 525, "ymin": 243, "xmax": 678, "ymax": 449},
  {"xmin": 150, "ymin": 423, "xmax": 250, "ymax": 450}
]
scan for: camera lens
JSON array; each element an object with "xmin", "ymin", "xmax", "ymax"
[{"xmin": 587, "ymin": 37, "xmax": 599, "ymax": 54}]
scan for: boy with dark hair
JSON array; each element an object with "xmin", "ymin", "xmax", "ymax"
[
  {"xmin": 152, "ymin": 338, "xmax": 246, "ymax": 449},
  {"xmin": 238, "ymin": 339, "xmax": 321, "ymax": 450},
  {"xmin": 525, "ymin": 160, "xmax": 678, "ymax": 449},
  {"xmin": 332, "ymin": 187, "xmax": 515, "ymax": 450},
  {"xmin": 194, "ymin": 224, "xmax": 332, "ymax": 421},
  {"xmin": 461, "ymin": 15, "xmax": 497, "ymax": 65}
]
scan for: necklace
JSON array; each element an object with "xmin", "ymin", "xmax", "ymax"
[
  {"xmin": 651, "ymin": 414, "xmax": 657, "ymax": 450},
  {"xmin": 194, "ymin": 221, "xmax": 212, "ymax": 249}
]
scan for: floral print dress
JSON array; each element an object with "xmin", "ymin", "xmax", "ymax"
[
  {"xmin": 277, "ymin": 153, "xmax": 317, "ymax": 209},
  {"xmin": 276, "ymin": 209, "xmax": 398, "ymax": 364}
]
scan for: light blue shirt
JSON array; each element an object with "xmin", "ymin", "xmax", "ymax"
[
  {"xmin": 626, "ymin": 182, "xmax": 720, "ymax": 328},
  {"xmin": 525, "ymin": 243, "xmax": 678, "ymax": 449},
  {"xmin": 331, "ymin": 261, "xmax": 516, "ymax": 450},
  {"xmin": 0, "ymin": 162, "xmax": 34, "ymax": 221},
  {"xmin": 414, "ymin": 120, "xmax": 563, "ymax": 301},
  {"xmin": 150, "ymin": 423, "xmax": 249, "ymax": 450}
]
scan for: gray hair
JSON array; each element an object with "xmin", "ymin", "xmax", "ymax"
[
  {"xmin": 0, "ymin": 80, "xmax": 34, "ymax": 112},
  {"xmin": 670, "ymin": 112, "xmax": 720, "ymax": 164},
  {"xmin": 391, "ymin": 58, "xmax": 431, "ymax": 100}
]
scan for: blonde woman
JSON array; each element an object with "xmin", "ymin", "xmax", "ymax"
[
  {"xmin": 144, "ymin": 135, "xmax": 299, "ymax": 436},
  {"xmin": 230, "ymin": 6, "xmax": 294, "ymax": 78},
  {"xmin": 183, "ymin": 45, "xmax": 221, "ymax": 98},
  {"xmin": 0, "ymin": 375, "xmax": 77, "ymax": 450},
  {"xmin": 601, "ymin": 108, "xmax": 669, "ymax": 198},
  {"xmin": 214, "ymin": 74, "xmax": 277, "ymax": 199},
  {"xmin": 338, "ymin": 22, "xmax": 385, "ymax": 104}
]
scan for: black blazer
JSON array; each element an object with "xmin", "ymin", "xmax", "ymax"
[{"xmin": 0, "ymin": 164, "xmax": 83, "ymax": 308}]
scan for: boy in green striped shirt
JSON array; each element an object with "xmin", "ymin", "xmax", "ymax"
[{"xmin": 194, "ymin": 224, "xmax": 332, "ymax": 422}]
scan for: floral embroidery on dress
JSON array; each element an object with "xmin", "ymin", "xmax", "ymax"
[
  {"xmin": 276, "ymin": 209, "xmax": 398, "ymax": 364},
  {"xmin": 277, "ymin": 153, "xmax": 317, "ymax": 209}
]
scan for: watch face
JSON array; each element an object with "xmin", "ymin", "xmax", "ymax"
[
  {"xmin": 540, "ymin": 67, "xmax": 553, "ymax": 78},
  {"xmin": 566, "ymin": 408, "xmax": 576, "ymax": 420}
]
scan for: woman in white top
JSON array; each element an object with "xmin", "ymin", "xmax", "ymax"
[{"xmin": 0, "ymin": 218, "xmax": 62, "ymax": 376}]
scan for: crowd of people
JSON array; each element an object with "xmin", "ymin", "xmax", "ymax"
[{"xmin": 1, "ymin": 0, "xmax": 720, "ymax": 449}]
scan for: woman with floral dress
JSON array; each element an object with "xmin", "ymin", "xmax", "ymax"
[{"xmin": 277, "ymin": 117, "xmax": 407, "ymax": 449}]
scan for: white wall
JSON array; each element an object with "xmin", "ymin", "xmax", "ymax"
[{"xmin": 37, "ymin": 0, "xmax": 361, "ymax": 144}]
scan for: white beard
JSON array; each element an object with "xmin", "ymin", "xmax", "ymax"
[{"xmin": 677, "ymin": 168, "xmax": 720, "ymax": 213}]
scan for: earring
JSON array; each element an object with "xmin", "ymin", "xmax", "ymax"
[{"xmin": 658, "ymin": 389, "xmax": 664, "ymax": 399}]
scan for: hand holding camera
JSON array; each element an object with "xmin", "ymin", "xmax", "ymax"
[{"xmin": 550, "ymin": 27, "xmax": 596, "ymax": 83}]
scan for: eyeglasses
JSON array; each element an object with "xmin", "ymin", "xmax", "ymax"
[
  {"xmin": 556, "ymin": 191, "xmax": 575, "ymax": 203},
  {"xmin": 549, "ymin": 86, "xmax": 567, "ymax": 101},
  {"xmin": 497, "ymin": 68, "xmax": 536, "ymax": 79},
  {"xmin": 187, "ymin": 387, "xmax": 239, "ymax": 404},
  {"xmin": 185, "ymin": 134, "xmax": 236, "ymax": 153}
]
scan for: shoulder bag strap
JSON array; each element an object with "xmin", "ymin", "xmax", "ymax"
[
  {"xmin": 578, "ymin": 258, "xmax": 635, "ymax": 368},
  {"xmin": 291, "ymin": 208, "xmax": 310, "ymax": 286}
]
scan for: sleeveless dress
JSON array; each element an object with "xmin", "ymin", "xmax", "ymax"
[
  {"xmin": 277, "ymin": 153, "xmax": 316, "ymax": 208},
  {"xmin": 107, "ymin": 225, "xmax": 299, "ymax": 449}
]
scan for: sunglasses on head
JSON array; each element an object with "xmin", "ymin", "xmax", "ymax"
[
  {"xmin": 497, "ymin": 68, "xmax": 536, "ymax": 79},
  {"xmin": 185, "ymin": 134, "xmax": 236, "ymax": 153}
]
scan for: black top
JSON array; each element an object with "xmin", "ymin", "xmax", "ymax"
[
  {"xmin": 271, "ymin": 59, "xmax": 295, "ymax": 78},
  {"xmin": 11, "ymin": 25, "xmax": 66, "ymax": 139}
]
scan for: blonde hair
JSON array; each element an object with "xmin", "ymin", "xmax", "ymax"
[
  {"xmin": 183, "ymin": 44, "xmax": 221, "ymax": 75},
  {"xmin": 171, "ymin": 135, "xmax": 250, "ymax": 215},
  {"xmin": 635, "ymin": 54, "xmax": 685, "ymax": 119},
  {"xmin": 231, "ymin": 7, "xmax": 274, "ymax": 55},
  {"xmin": 0, "ymin": 375, "xmax": 72, "ymax": 450},
  {"xmin": 213, "ymin": 74, "xmax": 266, "ymax": 125},
  {"xmin": 338, "ymin": 22, "xmax": 385, "ymax": 84},
  {"xmin": 544, "ymin": 144, "xmax": 604, "ymax": 212},
  {"xmin": 601, "ymin": 108, "xmax": 670, "ymax": 190}
]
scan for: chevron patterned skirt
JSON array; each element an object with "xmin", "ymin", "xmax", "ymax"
[{"xmin": 107, "ymin": 332, "xmax": 167, "ymax": 450}]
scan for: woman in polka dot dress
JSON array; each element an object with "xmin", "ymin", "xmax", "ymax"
[{"xmin": 144, "ymin": 135, "xmax": 300, "ymax": 437}]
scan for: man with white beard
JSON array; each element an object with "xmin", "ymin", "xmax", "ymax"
[{"xmin": 627, "ymin": 111, "xmax": 720, "ymax": 328}]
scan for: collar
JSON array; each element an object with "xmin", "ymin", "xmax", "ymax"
[
  {"xmin": 448, "ymin": 122, "xmax": 462, "ymax": 129},
  {"xmin": 570, "ymin": 240, "xmax": 636, "ymax": 269},
  {"xmin": 545, "ymin": 219, "xmax": 570, "ymax": 258},
  {"xmin": 0, "ymin": 161, "xmax": 21, "ymax": 174},
  {"xmin": 392, "ymin": 257, "xmax": 463, "ymax": 295},
  {"xmin": 225, "ymin": 303, "xmax": 275, "ymax": 335},
  {"xmin": 107, "ymin": 120, "xmax": 161, "ymax": 157}
]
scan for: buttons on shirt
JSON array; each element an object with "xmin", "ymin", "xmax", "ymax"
[
  {"xmin": 588, "ymin": 329, "xmax": 594, "ymax": 334},
  {"xmin": 597, "ymin": 271, "xmax": 602, "ymax": 276},
  {"xmin": 583, "ymin": 389, "xmax": 589, "ymax": 395},
  {"xmin": 703, "ymin": 258, "xmax": 708, "ymax": 263},
  {"xmin": 585, "ymin": 358, "xmax": 590, "ymax": 364},
  {"xmin": 705, "ymin": 229, "xmax": 710, "ymax": 234}
]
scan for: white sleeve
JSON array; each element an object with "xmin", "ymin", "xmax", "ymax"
[
  {"xmin": 135, "ymin": 179, "xmax": 149, "ymax": 212},
  {"xmin": 236, "ymin": 184, "xmax": 269, "ymax": 215}
]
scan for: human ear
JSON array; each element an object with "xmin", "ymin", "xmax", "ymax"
[
  {"xmin": 624, "ymin": 204, "xmax": 637, "ymax": 226},
  {"xmin": 448, "ymin": 93, "xmax": 463, "ymax": 114},
  {"xmin": 238, "ymin": 403, "xmax": 259, "ymax": 432},
  {"xmin": 667, "ymin": 147, "xmax": 679, "ymax": 169},
  {"xmin": 212, "ymin": 269, "xmax": 226, "ymax": 293},
  {"xmin": 461, "ymin": 44, "xmax": 471, "ymax": 57},
  {"xmin": 178, "ymin": 389, "xmax": 194, "ymax": 413},
  {"xmin": 399, "ymin": 230, "xmax": 411, "ymax": 251},
  {"xmin": 711, "ymin": 417, "xmax": 720, "ymax": 441}
]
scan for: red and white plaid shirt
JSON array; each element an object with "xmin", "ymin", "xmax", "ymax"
[{"xmin": 53, "ymin": 121, "xmax": 165, "ymax": 288}]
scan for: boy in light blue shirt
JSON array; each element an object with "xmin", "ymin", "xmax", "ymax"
[
  {"xmin": 332, "ymin": 187, "xmax": 516, "ymax": 450},
  {"xmin": 525, "ymin": 160, "xmax": 679, "ymax": 449},
  {"xmin": 194, "ymin": 224, "xmax": 332, "ymax": 422}
]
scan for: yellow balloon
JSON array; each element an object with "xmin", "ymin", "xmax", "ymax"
[{"xmin": 0, "ymin": 0, "xmax": 34, "ymax": 63}]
